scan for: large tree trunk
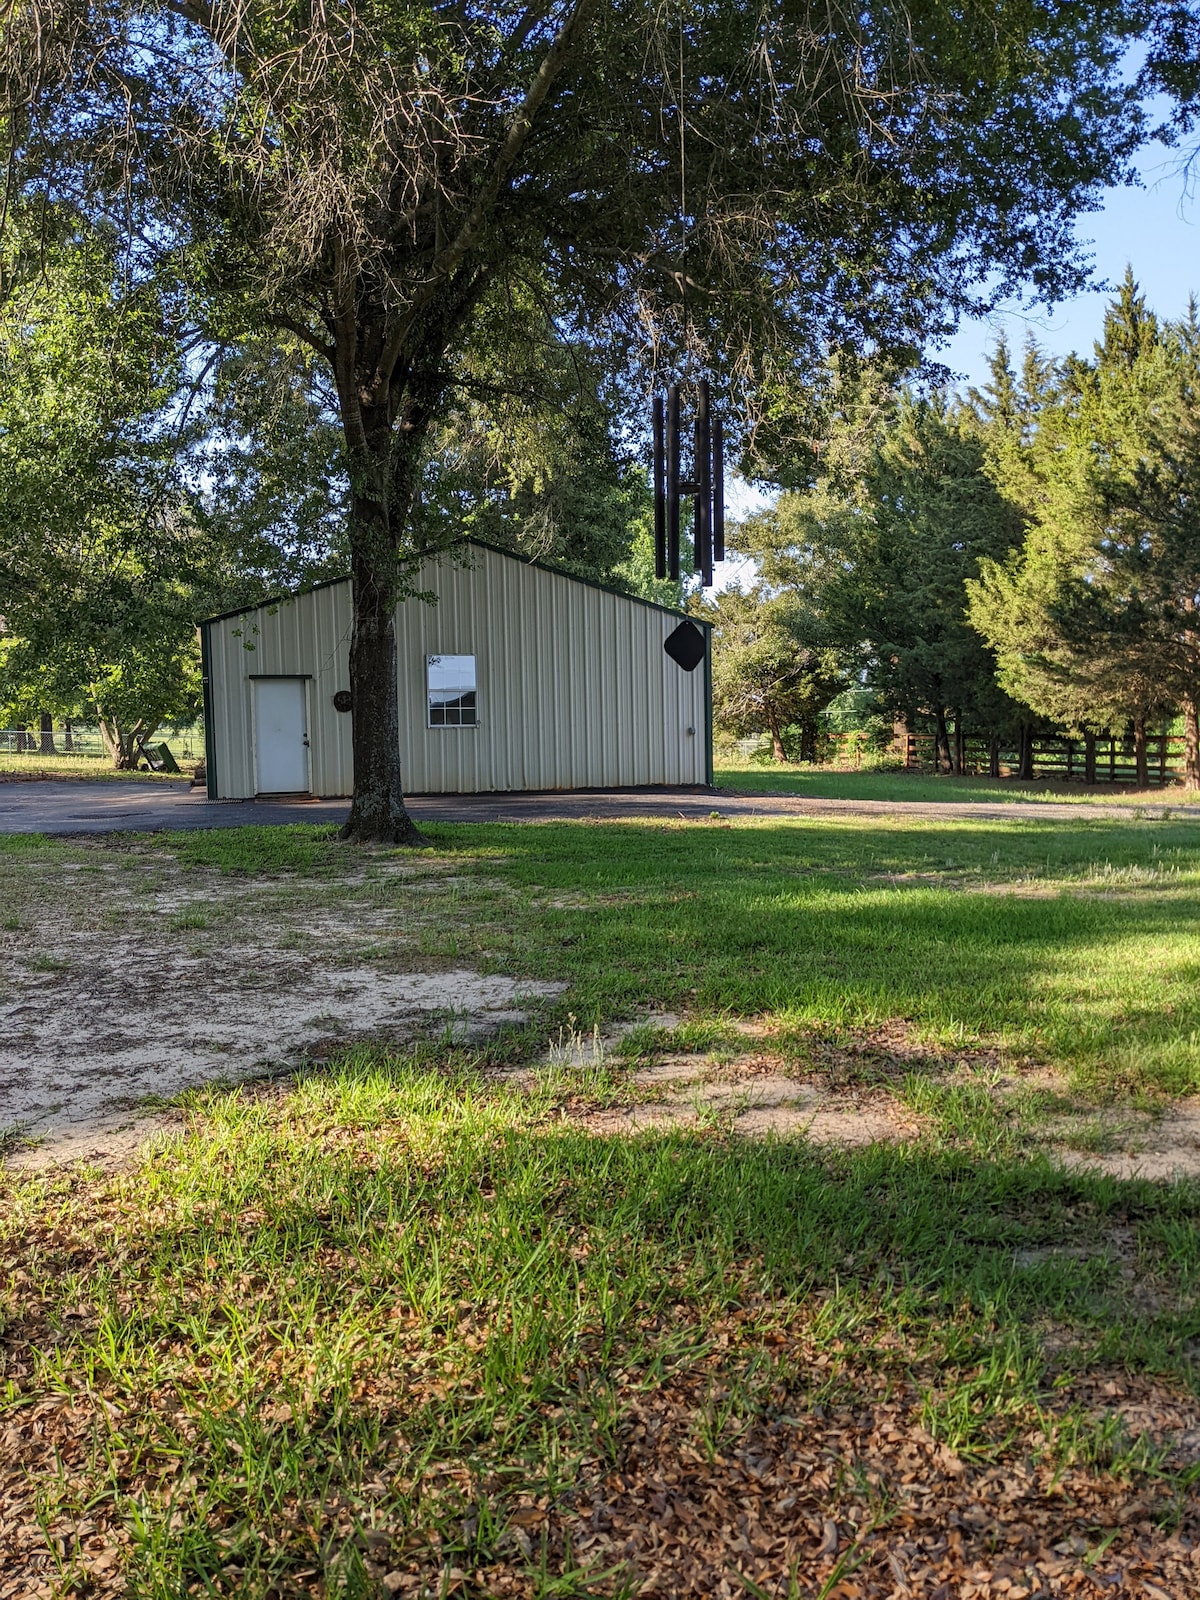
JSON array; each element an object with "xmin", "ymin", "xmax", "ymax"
[
  {"xmin": 39, "ymin": 713, "xmax": 56, "ymax": 754},
  {"xmin": 97, "ymin": 712, "xmax": 145, "ymax": 770},
  {"xmin": 766, "ymin": 711, "xmax": 788, "ymax": 765},
  {"xmin": 1084, "ymin": 731, "xmax": 1096, "ymax": 785},
  {"xmin": 988, "ymin": 733, "xmax": 1000, "ymax": 779},
  {"xmin": 1183, "ymin": 697, "xmax": 1200, "ymax": 789},
  {"xmin": 1133, "ymin": 716, "xmax": 1148, "ymax": 788},
  {"xmin": 337, "ymin": 382, "xmax": 433, "ymax": 847},
  {"xmin": 343, "ymin": 577, "xmax": 427, "ymax": 845}
]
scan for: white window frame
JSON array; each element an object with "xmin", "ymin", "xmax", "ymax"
[{"xmin": 426, "ymin": 653, "xmax": 478, "ymax": 729}]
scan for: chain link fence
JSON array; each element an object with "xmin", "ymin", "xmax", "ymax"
[{"xmin": 0, "ymin": 725, "xmax": 203, "ymax": 767}]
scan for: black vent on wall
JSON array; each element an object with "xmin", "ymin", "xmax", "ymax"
[{"xmin": 663, "ymin": 621, "xmax": 706, "ymax": 673}]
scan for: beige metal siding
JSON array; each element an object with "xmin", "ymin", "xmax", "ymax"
[{"xmin": 205, "ymin": 543, "xmax": 709, "ymax": 797}]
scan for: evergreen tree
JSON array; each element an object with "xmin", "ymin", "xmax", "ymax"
[{"xmin": 968, "ymin": 272, "xmax": 1200, "ymax": 785}]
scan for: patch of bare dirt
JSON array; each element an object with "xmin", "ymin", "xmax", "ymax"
[
  {"xmin": 5, "ymin": 1109, "xmax": 184, "ymax": 1174},
  {"xmin": 1, "ymin": 956, "xmax": 561, "ymax": 1151},
  {"xmin": 565, "ymin": 1048, "xmax": 924, "ymax": 1146},
  {"xmin": 1054, "ymin": 1099, "xmax": 1200, "ymax": 1181},
  {"xmin": 0, "ymin": 848, "xmax": 564, "ymax": 1163}
]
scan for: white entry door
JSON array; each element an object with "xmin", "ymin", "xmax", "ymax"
[{"xmin": 253, "ymin": 678, "xmax": 310, "ymax": 793}]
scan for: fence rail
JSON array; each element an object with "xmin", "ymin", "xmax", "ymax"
[{"xmin": 900, "ymin": 732, "xmax": 1186, "ymax": 785}]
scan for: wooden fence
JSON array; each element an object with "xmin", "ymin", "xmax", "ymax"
[{"xmin": 899, "ymin": 732, "xmax": 1187, "ymax": 786}]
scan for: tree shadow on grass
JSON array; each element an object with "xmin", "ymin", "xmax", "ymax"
[
  {"xmin": 5, "ymin": 1059, "xmax": 1200, "ymax": 1596},
  {"xmin": 468, "ymin": 820, "xmax": 1200, "ymax": 1094}
]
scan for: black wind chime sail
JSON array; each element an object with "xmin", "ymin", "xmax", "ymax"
[{"xmin": 653, "ymin": 379, "xmax": 726, "ymax": 672}]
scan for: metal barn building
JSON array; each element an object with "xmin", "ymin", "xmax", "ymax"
[{"xmin": 200, "ymin": 539, "xmax": 713, "ymax": 799}]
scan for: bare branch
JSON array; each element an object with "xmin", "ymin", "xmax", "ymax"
[{"xmin": 369, "ymin": 0, "xmax": 600, "ymax": 401}]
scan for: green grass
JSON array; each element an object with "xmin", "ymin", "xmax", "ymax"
[
  {"xmin": 390, "ymin": 812, "xmax": 1200, "ymax": 1097},
  {"xmin": 714, "ymin": 762, "xmax": 1190, "ymax": 806},
  {"xmin": 4, "ymin": 1058, "xmax": 1198, "ymax": 1597},
  {"xmin": 4, "ymin": 808, "xmax": 1200, "ymax": 1595},
  {"xmin": 17, "ymin": 807, "xmax": 1200, "ymax": 1094},
  {"xmin": 0, "ymin": 750, "xmax": 196, "ymax": 782}
]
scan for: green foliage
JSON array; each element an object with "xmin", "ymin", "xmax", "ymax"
[
  {"xmin": 967, "ymin": 273, "xmax": 1200, "ymax": 781},
  {"xmin": 0, "ymin": 211, "xmax": 209, "ymax": 760},
  {"xmin": 414, "ymin": 292, "xmax": 653, "ymax": 589},
  {"xmin": 194, "ymin": 337, "xmax": 351, "ymax": 593},
  {"xmin": 702, "ymin": 585, "xmax": 846, "ymax": 761},
  {"xmin": 737, "ymin": 366, "xmax": 1027, "ymax": 766},
  {"xmin": 7, "ymin": 0, "xmax": 1188, "ymax": 829}
]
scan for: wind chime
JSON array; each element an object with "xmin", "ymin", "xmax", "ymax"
[
  {"xmin": 650, "ymin": 9, "xmax": 726, "ymax": 600},
  {"xmin": 651, "ymin": 379, "xmax": 725, "ymax": 588}
]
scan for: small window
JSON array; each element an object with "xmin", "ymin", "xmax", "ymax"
[{"xmin": 427, "ymin": 653, "xmax": 477, "ymax": 727}]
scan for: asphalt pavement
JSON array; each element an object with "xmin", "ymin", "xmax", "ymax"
[{"xmin": 0, "ymin": 777, "xmax": 1196, "ymax": 836}]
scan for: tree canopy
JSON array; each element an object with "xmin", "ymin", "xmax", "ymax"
[
  {"xmin": 703, "ymin": 585, "xmax": 845, "ymax": 763},
  {"xmin": 734, "ymin": 365, "xmax": 1030, "ymax": 771}
]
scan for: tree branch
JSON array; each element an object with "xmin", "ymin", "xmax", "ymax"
[
  {"xmin": 264, "ymin": 312, "xmax": 336, "ymax": 362},
  {"xmin": 369, "ymin": 0, "xmax": 599, "ymax": 402}
]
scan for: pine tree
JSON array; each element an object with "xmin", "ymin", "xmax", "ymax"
[{"xmin": 968, "ymin": 274, "xmax": 1200, "ymax": 785}]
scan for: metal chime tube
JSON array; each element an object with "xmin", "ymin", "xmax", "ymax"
[
  {"xmin": 666, "ymin": 384, "xmax": 681, "ymax": 580},
  {"xmin": 652, "ymin": 394, "xmax": 666, "ymax": 580},
  {"xmin": 694, "ymin": 379, "xmax": 712, "ymax": 585},
  {"xmin": 712, "ymin": 417, "xmax": 725, "ymax": 563}
]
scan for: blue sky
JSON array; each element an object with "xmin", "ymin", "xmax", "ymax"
[
  {"xmin": 937, "ymin": 136, "xmax": 1199, "ymax": 391},
  {"xmin": 714, "ymin": 134, "xmax": 1200, "ymax": 585}
]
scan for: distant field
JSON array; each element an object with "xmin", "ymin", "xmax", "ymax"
[
  {"xmin": 0, "ymin": 746, "xmax": 200, "ymax": 783},
  {"xmin": 715, "ymin": 761, "xmax": 1191, "ymax": 806}
]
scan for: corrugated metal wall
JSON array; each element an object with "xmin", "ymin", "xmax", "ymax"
[{"xmin": 203, "ymin": 543, "xmax": 711, "ymax": 797}]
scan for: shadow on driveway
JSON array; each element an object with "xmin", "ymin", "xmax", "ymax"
[{"xmin": 1, "ymin": 777, "xmax": 1196, "ymax": 835}]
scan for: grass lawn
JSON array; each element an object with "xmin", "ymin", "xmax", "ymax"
[
  {"xmin": 0, "ymin": 753, "xmax": 190, "ymax": 783},
  {"xmin": 3, "ymin": 811, "xmax": 1200, "ymax": 1598},
  {"xmin": 713, "ymin": 763, "xmax": 1191, "ymax": 808}
]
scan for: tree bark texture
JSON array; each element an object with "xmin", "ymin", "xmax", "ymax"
[
  {"xmin": 1133, "ymin": 716, "xmax": 1148, "ymax": 788},
  {"xmin": 767, "ymin": 712, "xmax": 788, "ymax": 765},
  {"xmin": 335, "ymin": 373, "xmax": 440, "ymax": 846},
  {"xmin": 988, "ymin": 734, "xmax": 1000, "ymax": 779},
  {"xmin": 39, "ymin": 713, "xmax": 55, "ymax": 754},
  {"xmin": 1084, "ymin": 731, "xmax": 1096, "ymax": 785}
]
